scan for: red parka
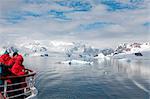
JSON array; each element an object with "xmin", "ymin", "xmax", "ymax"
[
  {"xmin": 0, "ymin": 54, "xmax": 11, "ymax": 65},
  {"xmin": 11, "ymin": 55, "xmax": 26, "ymax": 76},
  {"xmin": 7, "ymin": 57, "xmax": 16, "ymax": 66},
  {"xmin": 16, "ymin": 55, "xmax": 24, "ymax": 62}
]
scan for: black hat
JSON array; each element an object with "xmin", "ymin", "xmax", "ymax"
[{"xmin": 13, "ymin": 52, "xmax": 18, "ymax": 57}]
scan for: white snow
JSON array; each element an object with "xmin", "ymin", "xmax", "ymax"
[
  {"xmin": 0, "ymin": 41, "xmax": 149, "ymax": 64},
  {"xmin": 112, "ymin": 42, "xmax": 150, "ymax": 60}
]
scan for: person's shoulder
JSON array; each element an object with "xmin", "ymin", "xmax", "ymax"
[
  {"xmin": 17, "ymin": 54, "xmax": 23, "ymax": 59},
  {"xmin": 18, "ymin": 54, "xmax": 23, "ymax": 58}
]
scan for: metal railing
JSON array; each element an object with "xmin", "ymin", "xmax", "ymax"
[{"xmin": 0, "ymin": 69, "xmax": 37, "ymax": 99}]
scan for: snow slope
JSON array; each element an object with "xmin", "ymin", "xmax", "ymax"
[{"xmin": 112, "ymin": 42, "xmax": 150, "ymax": 60}]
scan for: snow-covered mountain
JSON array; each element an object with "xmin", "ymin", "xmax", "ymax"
[
  {"xmin": 0, "ymin": 41, "xmax": 149, "ymax": 63},
  {"xmin": 112, "ymin": 42, "xmax": 150, "ymax": 60},
  {"xmin": 0, "ymin": 40, "xmax": 73, "ymax": 56},
  {"xmin": 64, "ymin": 42, "xmax": 115, "ymax": 64},
  {"xmin": 63, "ymin": 42, "xmax": 150, "ymax": 65},
  {"xmin": 65, "ymin": 42, "xmax": 101, "ymax": 61}
]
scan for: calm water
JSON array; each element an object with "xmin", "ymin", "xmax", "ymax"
[{"xmin": 24, "ymin": 55, "xmax": 150, "ymax": 99}]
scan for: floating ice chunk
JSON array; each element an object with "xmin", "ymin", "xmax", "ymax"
[{"xmin": 59, "ymin": 60, "xmax": 93, "ymax": 65}]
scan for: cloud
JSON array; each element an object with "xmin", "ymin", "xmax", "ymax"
[{"xmin": 0, "ymin": 0, "xmax": 149, "ymax": 47}]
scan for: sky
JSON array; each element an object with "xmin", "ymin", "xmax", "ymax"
[{"xmin": 0, "ymin": 0, "xmax": 150, "ymax": 48}]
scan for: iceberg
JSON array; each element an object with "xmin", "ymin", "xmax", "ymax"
[{"xmin": 64, "ymin": 42, "xmax": 102, "ymax": 63}]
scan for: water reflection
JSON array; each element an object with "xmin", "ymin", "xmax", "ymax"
[
  {"xmin": 24, "ymin": 57, "xmax": 150, "ymax": 99},
  {"xmin": 111, "ymin": 59, "xmax": 150, "ymax": 78},
  {"xmin": 110, "ymin": 59, "xmax": 150, "ymax": 94}
]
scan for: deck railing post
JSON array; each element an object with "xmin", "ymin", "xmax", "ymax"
[{"xmin": 3, "ymin": 80, "xmax": 7, "ymax": 98}]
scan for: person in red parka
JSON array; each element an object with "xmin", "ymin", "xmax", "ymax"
[
  {"xmin": 11, "ymin": 53, "xmax": 26, "ymax": 76},
  {"xmin": 0, "ymin": 50, "xmax": 12, "ymax": 77},
  {"xmin": 10, "ymin": 53, "xmax": 27, "ymax": 98},
  {"xmin": 0, "ymin": 51, "xmax": 11, "ymax": 65}
]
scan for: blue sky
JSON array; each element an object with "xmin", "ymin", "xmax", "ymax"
[{"xmin": 0, "ymin": 0, "xmax": 149, "ymax": 47}]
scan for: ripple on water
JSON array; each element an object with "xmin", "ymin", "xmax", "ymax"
[{"xmin": 25, "ymin": 57, "xmax": 150, "ymax": 99}]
